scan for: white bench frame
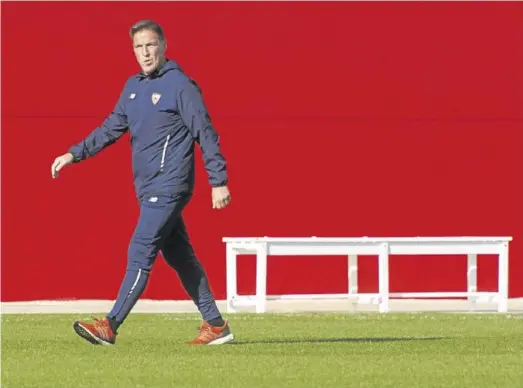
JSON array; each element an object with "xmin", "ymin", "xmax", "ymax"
[{"xmin": 223, "ymin": 236, "xmax": 512, "ymax": 313}]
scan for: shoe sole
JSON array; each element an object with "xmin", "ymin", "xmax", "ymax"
[
  {"xmin": 208, "ymin": 333, "xmax": 235, "ymax": 345},
  {"xmin": 73, "ymin": 322, "xmax": 113, "ymax": 346}
]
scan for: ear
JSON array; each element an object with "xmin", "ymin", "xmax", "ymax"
[{"xmin": 158, "ymin": 39, "xmax": 167, "ymax": 53}]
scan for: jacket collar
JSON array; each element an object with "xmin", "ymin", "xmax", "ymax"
[{"xmin": 136, "ymin": 58, "xmax": 180, "ymax": 79}]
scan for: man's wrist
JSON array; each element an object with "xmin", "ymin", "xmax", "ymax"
[{"xmin": 67, "ymin": 150, "xmax": 80, "ymax": 163}]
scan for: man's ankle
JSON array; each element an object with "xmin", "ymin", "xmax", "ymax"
[
  {"xmin": 207, "ymin": 316, "xmax": 225, "ymax": 327},
  {"xmin": 107, "ymin": 316, "xmax": 119, "ymax": 333}
]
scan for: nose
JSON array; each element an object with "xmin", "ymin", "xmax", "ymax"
[{"xmin": 142, "ymin": 46, "xmax": 150, "ymax": 57}]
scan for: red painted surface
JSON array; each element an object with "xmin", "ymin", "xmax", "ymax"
[{"xmin": 2, "ymin": 2, "xmax": 522, "ymax": 302}]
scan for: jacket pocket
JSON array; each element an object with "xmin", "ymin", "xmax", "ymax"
[{"xmin": 160, "ymin": 134, "xmax": 171, "ymax": 172}]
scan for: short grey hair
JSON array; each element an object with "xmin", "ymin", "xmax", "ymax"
[{"xmin": 129, "ymin": 20, "xmax": 166, "ymax": 45}]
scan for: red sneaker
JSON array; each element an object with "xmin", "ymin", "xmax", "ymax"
[
  {"xmin": 186, "ymin": 320, "xmax": 235, "ymax": 345},
  {"xmin": 73, "ymin": 317, "xmax": 116, "ymax": 345}
]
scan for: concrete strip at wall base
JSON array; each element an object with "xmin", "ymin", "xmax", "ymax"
[{"xmin": 2, "ymin": 299, "xmax": 523, "ymax": 315}]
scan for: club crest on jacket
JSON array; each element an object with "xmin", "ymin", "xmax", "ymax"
[{"xmin": 152, "ymin": 93, "xmax": 161, "ymax": 105}]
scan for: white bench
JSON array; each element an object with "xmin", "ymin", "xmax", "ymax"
[{"xmin": 223, "ymin": 236, "xmax": 512, "ymax": 313}]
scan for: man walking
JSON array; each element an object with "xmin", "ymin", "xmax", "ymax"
[{"xmin": 51, "ymin": 20, "xmax": 234, "ymax": 346}]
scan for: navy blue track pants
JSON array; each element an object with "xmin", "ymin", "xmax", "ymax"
[{"xmin": 107, "ymin": 194, "xmax": 221, "ymax": 326}]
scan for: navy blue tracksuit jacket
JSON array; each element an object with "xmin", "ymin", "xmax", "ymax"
[{"xmin": 69, "ymin": 59, "xmax": 228, "ymax": 199}]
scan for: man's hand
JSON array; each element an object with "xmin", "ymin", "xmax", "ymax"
[
  {"xmin": 212, "ymin": 185, "xmax": 231, "ymax": 209},
  {"xmin": 51, "ymin": 152, "xmax": 75, "ymax": 179}
]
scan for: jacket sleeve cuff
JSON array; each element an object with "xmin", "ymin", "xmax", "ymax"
[
  {"xmin": 68, "ymin": 145, "xmax": 83, "ymax": 163},
  {"xmin": 210, "ymin": 176, "xmax": 228, "ymax": 187}
]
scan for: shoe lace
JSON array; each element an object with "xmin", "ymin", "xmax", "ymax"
[
  {"xmin": 196, "ymin": 324, "xmax": 214, "ymax": 340},
  {"xmin": 92, "ymin": 317, "xmax": 105, "ymax": 326},
  {"xmin": 91, "ymin": 317, "xmax": 112, "ymax": 337}
]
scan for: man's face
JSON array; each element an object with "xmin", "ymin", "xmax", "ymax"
[{"xmin": 132, "ymin": 29, "xmax": 165, "ymax": 75}]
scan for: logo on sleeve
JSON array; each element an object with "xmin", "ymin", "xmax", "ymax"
[
  {"xmin": 152, "ymin": 93, "xmax": 161, "ymax": 105},
  {"xmin": 129, "ymin": 93, "xmax": 136, "ymax": 99}
]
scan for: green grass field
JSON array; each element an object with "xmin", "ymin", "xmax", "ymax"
[{"xmin": 2, "ymin": 312, "xmax": 523, "ymax": 387}]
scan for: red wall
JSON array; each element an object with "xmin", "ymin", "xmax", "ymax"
[{"xmin": 2, "ymin": 2, "xmax": 523, "ymax": 302}]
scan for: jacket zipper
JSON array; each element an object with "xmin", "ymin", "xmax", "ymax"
[{"xmin": 160, "ymin": 134, "xmax": 170, "ymax": 172}]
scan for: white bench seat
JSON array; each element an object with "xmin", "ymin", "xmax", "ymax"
[{"xmin": 222, "ymin": 236, "xmax": 512, "ymax": 313}]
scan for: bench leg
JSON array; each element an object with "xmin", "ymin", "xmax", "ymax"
[
  {"xmin": 378, "ymin": 243, "xmax": 390, "ymax": 313},
  {"xmin": 348, "ymin": 255, "xmax": 358, "ymax": 296},
  {"xmin": 498, "ymin": 243, "xmax": 509, "ymax": 313},
  {"xmin": 226, "ymin": 245, "xmax": 237, "ymax": 313},
  {"xmin": 467, "ymin": 254, "xmax": 477, "ymax": 310},
  {"xmin": 255, "ymin": 244, "xmax": 268, "ymax": 313}
]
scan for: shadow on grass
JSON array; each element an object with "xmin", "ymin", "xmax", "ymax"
[{"xmin": 231, "ymin": 336, "xmax": 447, "ymax": 345}]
